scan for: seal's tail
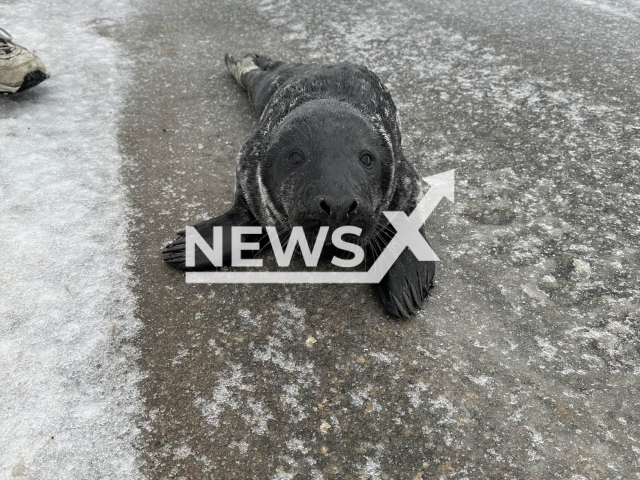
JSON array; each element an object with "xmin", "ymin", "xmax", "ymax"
[{"xmin": 224, "ymin": 53, "xmax": 277, "ymax": 89}]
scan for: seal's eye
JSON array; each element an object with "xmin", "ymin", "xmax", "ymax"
[
  {"xmin": 288, "ymin": 151, "xmax": 305, "ymax": 168},
  {"xmin": 360, "ymin": 153, "xmax": 374, "ymax": 169}
]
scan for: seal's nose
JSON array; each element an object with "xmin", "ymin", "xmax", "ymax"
[{"xmin": 318, "ymin": 197, "xmax": 359, "ymax": 222}]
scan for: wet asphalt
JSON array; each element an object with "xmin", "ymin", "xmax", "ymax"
[{"xmin": 117, "ymin": 0, "xmax": 640, "ymax": 478}]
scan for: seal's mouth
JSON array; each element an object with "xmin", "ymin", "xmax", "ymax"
[{"xmin": 282, "ymin": 221, "xmax": 375, "ymax": 248}]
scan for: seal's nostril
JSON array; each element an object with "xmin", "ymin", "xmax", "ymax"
[
  {"xmin": 319, "ymin": 199, "xmax": 331, "ymax": 216},
  {"xmin": 348, "ymin": 200, "xmax": 359, "ymax": 215}
]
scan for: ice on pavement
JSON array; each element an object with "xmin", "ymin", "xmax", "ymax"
[{"xmin": 0, "ymin": 1, "xmax": 142, "ymax": 479}]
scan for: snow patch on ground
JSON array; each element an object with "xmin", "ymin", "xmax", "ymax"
[{"xmin": 0, "ymin": 1, "xmax": 142, "ymax": 478}]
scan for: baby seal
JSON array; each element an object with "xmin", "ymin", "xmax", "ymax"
[{"xmin": 162, "ymin": 53, "xmax": 435, "ymax": 318}]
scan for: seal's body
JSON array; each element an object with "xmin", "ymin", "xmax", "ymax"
[{"xmin": 163, "ymin": 54, "xmax": 435, "ymax": 318}]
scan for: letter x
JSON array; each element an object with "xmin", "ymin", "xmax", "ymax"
[{"xmin": 383, "ymin": 201, "xmax": 439, "ymax": 262}]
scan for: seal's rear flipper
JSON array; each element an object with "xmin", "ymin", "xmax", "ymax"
[
  {"xmin": 162, "ymin": 198, "xmax": 265, "ymax": 271},
  {"xmin": 225, "ymin": 53, "xmax": 258, "ymax": 89},
  {"xmin": 225, "ymin": 53, "xmax": 280, "ymax": 89}
]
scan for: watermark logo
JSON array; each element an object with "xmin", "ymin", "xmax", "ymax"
[{"xmin": 186, "ymin": 169, "xmax": 454, "ymax": 284}]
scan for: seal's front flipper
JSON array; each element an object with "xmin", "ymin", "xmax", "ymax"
[
  {"xmin": 162, "ymin": 198, "xmax": 264, "ymax": 271},
  {"xmin": 374, "ymin": 227, "xmax": 435, "ymax": 318}
]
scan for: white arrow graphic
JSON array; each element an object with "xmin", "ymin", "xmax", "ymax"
[{"xmin": 186, "ymin": 169, "xmax": 455, "ymax": 284}]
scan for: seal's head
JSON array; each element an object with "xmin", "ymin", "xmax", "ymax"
[{"xmin": 261, "ymin": 99, "xmax": 393, "ymax": 241}]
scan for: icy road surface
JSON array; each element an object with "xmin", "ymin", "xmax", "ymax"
[
  {"xmin": 2, "ymin": 0, "xmax": 640, "ymax": 478},
  {"xmin": 119, "ymin": 0, "xmax": 640, "ymax": 478}
]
